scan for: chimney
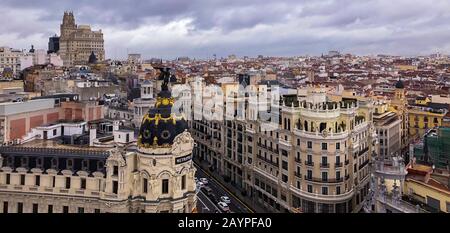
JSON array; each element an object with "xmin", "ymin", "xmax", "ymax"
[{"xmin": 89, "ymin": 125, "xmax": 97, "ymax": 147}]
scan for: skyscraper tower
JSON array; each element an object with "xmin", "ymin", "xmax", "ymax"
[{"xmin": 58, "ymin": 11, "xmax": 105, "ymax": 66}]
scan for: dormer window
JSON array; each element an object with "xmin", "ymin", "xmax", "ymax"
[
  {"xmin": 66, "ymin": 159, "xmax": 73, "ymax": 170},
  {"xmin": 82, "ymin": 160, "xmax": 89, "ymax": 171},
  {"xmin": 97, "ymin": 161, "xmax": 104, "ymax": 171},
  {"xmin": 36, "ymin": 158, "xmax": 44, "ymax": 168},
  {"xmin": 6, "ymin": 157, "xmax": 13, "ymax": 167},
  {"xmin": 21, "ymin": 157, "xmax": 29, "ymax": 168}
]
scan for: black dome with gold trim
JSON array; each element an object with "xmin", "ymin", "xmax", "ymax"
[{"xmin": 137, "ymin": 67, "xmax": 187, "ymax": 148}]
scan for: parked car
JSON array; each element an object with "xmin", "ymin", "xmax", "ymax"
[
  {"xmin": 220, "ymin": 196, "xmax": 231, "ymax": 204},
  {"xmin": 217, "ymin": 202, "xmax": 230, "ymax": 212},
  {"xmin": 200, "ymin": 178, "xmax": 208, "ymax": 185}
]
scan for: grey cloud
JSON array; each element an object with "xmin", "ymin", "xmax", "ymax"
[{"xmin": 0, "ymin": 0, "xmax": 450, "ymax": 58}]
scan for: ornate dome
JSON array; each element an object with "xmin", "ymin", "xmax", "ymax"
[{"xmin": 137, "ymin": 67, "xmax": 187, "ymax": 148}]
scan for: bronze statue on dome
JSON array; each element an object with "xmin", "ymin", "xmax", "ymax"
[{"xmin": 155, "ymin": 67, "xmax": 171, "ymax": 91}]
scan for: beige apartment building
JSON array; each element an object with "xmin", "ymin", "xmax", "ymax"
[
  {"xmin": 0, "ymin": 47, "xmax": 23, "ymax": 76},
  {"xmin": 59, "ymin": 11, "xmax": 105, "ymax": 66},
  {"xmin": 190, "ymin": 77, "xmax": 376, "ymax": 213},
  {"xmin": 373, "ymin": 101, "xmax": 402, "ymax": 158}
]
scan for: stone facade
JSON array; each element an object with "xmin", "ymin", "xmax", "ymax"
[
  {"xmin": 0, "ymin": 131, "xmax": 196, "ymax": 213},
  {"xmin": 191, "ymin": 84, "xmax": 376, "ymax": 213},
  {"xmin": 58, "ymin": 12, "xmax": 105, "ymax": 66}
]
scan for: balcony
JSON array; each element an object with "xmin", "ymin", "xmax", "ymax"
[
  {"xmin": 257, "ymin": 155, "xmax": 279, "ymax": 167},
  {"xmin": 304, "ymin": 176, "xmax": 344, "ymax": 183},
  {"xmin": 345, "ymin": 175, "xmax": 350, "ymax": 180},
  {"xmin": 304, "ymin": 161, "xmax": 314, "ymax": 167},
  {"xmin": 345, "ymin": 160, "xmax": 350, "ymax": 165},
  {"xmin": 279, "ymin": 138, "xmax": 292, "ymax": 147},
  {"xmin": 320, "ymin": 163, "xmax": 330, "ymax": 168},
  {"xmin": 335, "ymin": 162, "xmax": 343, "ymax": 168},
  {"xmin": 358, "ymin": 160, "xmax": 370, "ymax": 170},
  {"xmin": 294, "ymin": 128, "xmax": 349, "ymax": 140},
  {"xmin": 294, "ymin": 172, "xmax": 302, "ymax": 178},
  {"xmin": 358, "ymin": 147, "xmax": 369, "ymax": 156},
  {"xmin": 295, "ymin": 158, "xmax": 302, "ymax": 164}
]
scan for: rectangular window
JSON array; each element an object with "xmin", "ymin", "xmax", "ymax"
[
  {"xmin": 143, "ymin": 178, "xmax": 148, "ymax": 193},
  {"xmin": 307, "ymin": 154, "xmax": 312, "ymax": 163},
  {"xmin": 322, "ymin": 187, "xmax": 328, "ymax": 195},
  {"xmin": 6, "ymin": 174, "xmax": 10, "ymax": 185},
  {"xmin": 53, "ymin": 129, "xmax": 57, "ymax": 136},
  {"xmin": 336, "ymin": 156, "xmax": 341, "ymax": 164},
  {"xmin": 322, "ymin": 172, "xmax": 328, "ymax": 181},
  {"xmin": 282, "ymin": 161, "xmax": 288, "ymax": 170},
  {"xmin": 307, "ymin": 185, "xmax": 313, "ymax": 193},
  {"xmin": 112, "ymin": 181, "xmax": 118, "ymax": 194},
  {"xmin": 95, "ymin": 209, "xmax": 100, "ymax": 213},
  {"xmin": 307, "ymin": 141, "xmax": 312, "ymax": 149},
  {"xmin": 307, "ymin": 170, "xmax": 312, "ymax": 179},
  {"xmin": 322, "ymin": 157, "xmax": 327, "ymax": 165},
  {"xmin": 322, "ymin": 143, "xmax": 328, "ymax": 150},
  {"xmin": 80, "ymin": 178, "xmax": 86, "ymax": 190},
  {"xmin": 3, "ymin": 202, "xmax": 8, "ymax": 213},
  {"xmin": 65, "ymin": 177, "xmax": 71, "ymax": 189},
  {"xmin": 17, "ymin": 203, "xmax": 23, "ymax": 213},
  {"xmin": 162, "ymin": 179, "xmax": 169, "ymax": 194},
  {"xmin": 33, "ymin": 203, "xmax": 38, "ymax": 213},
  {"xmin": 48, "ymin": 205, "xmax": 53, "ymax": 213},
  {"xmin": 336, "ymin": 186, "xmax": 341, "ymax": 195},
  {"xmin": 20, "ymin": 174, "xmax": 25, "ymax": 185},
  {"xmin": 63, "ymin": 206, "xmax": 69, "ymax": 213},
  {"xmin": 35, "ymin": 175, "xmax": 40, "ymax": 186},
  {"xmin": 113, "ymin": 166, "xmax": 118, "ymax": 176},
  {"xmin": 336, "ymin": 142, "xmax": 340, "ymax": 150},
  {"xmin": 336, "ymin": 171, "xmax": 341, "ymax": 180},
  {"xmin": 78, "ymin": 207, "xmax": 84, "ymax": 213},
  {"xmin": 52, "ymin": 176, "xmax": 56, "ymax": 188},
  {"xmin": 282, "ymin": 174, "xmax": 288, "ymax": 183},
  {"xmin": 181, "ymin": 175, "xmax": 186, "ymax": 190}
]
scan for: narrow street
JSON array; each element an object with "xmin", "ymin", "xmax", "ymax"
[{"xmin": 194, "ymin": 163, "xmax": 254, "ymax": 213}]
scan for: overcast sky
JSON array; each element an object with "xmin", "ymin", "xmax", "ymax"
[{"xmin": 1, "ymin": 0, "xmax": 450, "ymax": 59}]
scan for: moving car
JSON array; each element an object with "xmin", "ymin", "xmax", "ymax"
[
  {"xmin": 220, "ymin": 196, "xmax": 231, "ymax": 204},
  {"xmin": 196, "ymin": 181, "xmax": 204, "ymax": 188},
  {"xmin": 217, "ymin": 202, "xmax": 230, "ymax": 212},
  {"xmin": 201, "ymin": 186, "xmax": 213, "ymax": 196}
]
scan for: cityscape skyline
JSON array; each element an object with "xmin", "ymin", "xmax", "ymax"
[
  {"xmin": 1, "ymin": 0, "xmax": 450, "ymax": 59},
  {"xmin": 0, "ymin": 1, "xmax": 449, "ymax": 219}
]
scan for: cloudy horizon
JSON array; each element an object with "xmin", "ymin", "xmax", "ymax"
[{"xmin": 1, "ymin": 0, "xmax": 450, "ymax": 59}]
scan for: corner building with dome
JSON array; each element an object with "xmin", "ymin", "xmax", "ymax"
[{"xmin": 0, "ymin": 68, "xmax": 197, "ymax": 213}]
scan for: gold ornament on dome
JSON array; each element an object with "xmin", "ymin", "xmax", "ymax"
[{"xmin": 156, "ymin": 97, "xmax": 174, "ymax": 107}]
